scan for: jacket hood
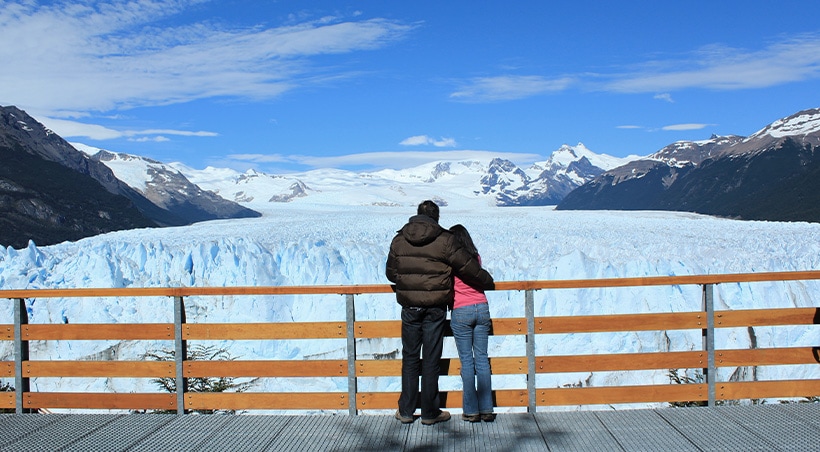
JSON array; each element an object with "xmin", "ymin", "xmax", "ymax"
[{"xmin": 400, "ymin": 214, "xmax": 443, "ymax": 246}]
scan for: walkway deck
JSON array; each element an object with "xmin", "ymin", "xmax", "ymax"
[{"xmin": 1, "ymin": 404, "xmax": 818, "ymax": 451}]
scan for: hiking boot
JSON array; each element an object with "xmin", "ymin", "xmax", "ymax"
[
  {"xmin": 480, "ymin": 413, "xmax": 496, "ymax": 422},
  {"xmin": 421, "ymin": 410, "xmax": 451, "ymax": 425},
  {"xmin": 395, "ymin": 410, "xmax": 415, "ymax": 424},
  {"xmin": 462, "ymin": 413, "xmax": 481, "ymax": 423}
]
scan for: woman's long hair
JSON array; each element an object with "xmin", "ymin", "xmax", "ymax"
[{"xmin": 449, "ymin": 224, "xmax": 478, "ymax": 258}]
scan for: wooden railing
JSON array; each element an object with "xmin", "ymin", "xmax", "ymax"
[{"xmin": 2, "ymin": 270, "xmax": 819, "ymax": 414}]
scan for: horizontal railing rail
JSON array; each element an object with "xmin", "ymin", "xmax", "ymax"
[{"xmin": 1, "ymin": 270, "xmax": 819, "ymax": 414}]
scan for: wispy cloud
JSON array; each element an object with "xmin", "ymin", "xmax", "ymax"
[
  {"xmin": 0, "ymin": 1, "xmax": 413, "ymax": 117},
  {"xmin": 661, "ymin": 123, "xmax": 713, "ymax": 131},
  {"xmin": 450, "ymin": 35, "xmax": 820, "ymax": 102},
  {"xmin": 605, "ymin": 36, "xmax": 820, "ymax": 93},
  {"xmin": 227, "ymin": 150, "xmax": 542, "ymax": 171},
  {"xmin": 43, "ymin": 117, "xmax": 218, "ymax": 140},
  {"xmin": 450, "ymin": 75, "xmax": 575, "ymax": 102},
  {"xmin": 654, "ymin": 93, "xmax": 674, "ymax": 103},
  {"xmin": 399, "ymin": 135, "xmax": 457, "ymax": 147},
  {"xmin": 133, "ymin": 136, "xmax": 171, "ymax": 143}
]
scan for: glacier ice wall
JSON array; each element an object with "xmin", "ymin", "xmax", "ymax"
[{"xmin": 1, "ymin": 206, "xmax": 819, "ymax": 408}]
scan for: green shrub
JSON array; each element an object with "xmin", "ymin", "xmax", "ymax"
[{"xmin": 142, "ymin": 345, "xmax": 250, "ymax": 414}]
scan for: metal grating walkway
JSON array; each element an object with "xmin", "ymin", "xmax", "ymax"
[{"xmin": 1, "ymin": 404, "xmax": 818, "ymax": 451}]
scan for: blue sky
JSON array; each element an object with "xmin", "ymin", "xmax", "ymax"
[{"xmin": 2, "ymin": 1, "xmax": 820, "ymax": 172}]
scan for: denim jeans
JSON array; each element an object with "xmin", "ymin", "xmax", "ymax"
[
  {"xmin": 398, "ymin": 306, "xmax": 447, "ymax": 419},
  {"xmin": 450, "ymin": 302, "xmax": 493, "ymax": 415}
]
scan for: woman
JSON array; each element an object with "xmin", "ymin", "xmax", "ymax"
[{"xmin": 449, "ymin": 224, "xmax": 495, "ymax": 422}]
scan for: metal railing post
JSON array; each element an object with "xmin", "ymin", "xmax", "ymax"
[
  {"xmin": 346, "ymin": 294, "xmax": 357, "ymax": 416},
  {"xmin": 525, "ymin": 289, "xmax": 536, "ymax": 413},
  {"xmin": 702, "ymin": 284, "xmax": 716, "ymax": 407},
  {"xmin": 13, "ymin": 298, "xmax": 30, "ymax": 414},
  {"xmin": 174, "ymin": 296, "xmax": 187, "ymax": 415}
]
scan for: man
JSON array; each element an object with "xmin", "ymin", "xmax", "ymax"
[{"xmin": 385, "ymin": 200, "xmax": 494, "ymax": 425}]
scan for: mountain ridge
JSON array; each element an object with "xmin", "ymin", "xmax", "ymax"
[
  {"xmin": 5, "ymin": 104, "xmax": 820, "ymax": 250},
  {"xmin": 167, "ymin": 142, "xmax": 632, "ymax": 211},
  {"xmin": 0, "ymin": 105, "xmax": 260, "ymax": 249},
  {"xmin": 557, "ymin": 108, "xmax": 820, "ymax": 223}
]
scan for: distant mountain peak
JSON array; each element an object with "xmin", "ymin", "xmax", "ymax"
[
  {"xmin": 74, "ymin": 143, "xmax": 260, "ymax": 224},
  {"xmin": 557, "ymin": 107, "xmax": 820, "ymax": 223},
  {"xmin": 647, "ymin": 134, "xmax": 745, "ymax": 168},
  {"xmin": 749, "ymin": 107, "xmax": 820, "ymax": 140}
]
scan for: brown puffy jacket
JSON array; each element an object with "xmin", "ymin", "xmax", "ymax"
[{"xmin": 385, "ymin": 215, "xmax": 494, "ymax": 308}]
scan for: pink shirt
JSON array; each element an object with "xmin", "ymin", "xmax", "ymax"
[{"xmin": 453, "ymin": 255, "xmax": 489, "ymax": 309}]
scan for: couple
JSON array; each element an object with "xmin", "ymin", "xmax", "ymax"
[{"xmin": 385, "ymin": 200, "xmax": 495, "ymax": 425}]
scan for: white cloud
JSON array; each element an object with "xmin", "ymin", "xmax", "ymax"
[
  {"xmin": 227, "ymin": 150, "xmax": 542, "ymax": 171},
  {"xmin": 132, "ymin": 136, "xmax": 171, "ymax": 143},
  {"xmin": 450, "ymin": 75, "xmax": 575, "ymax": 102},
  {"xmin": 226, "ymin": 153, "xmax": 293, "ymax": 164},
  {"xmin": 654, "ymin": 93, "xmax": 674, "ymax": 103},
  {"xmin": 399, "ymin": 135, "xmax": 457, "ymax": 147},
  {"xmin": 617, "ymin": 125, "xmax": 643, "ymax": 130},
  {"xmin": 604, "ymin": 36, "xmax": 820, "ymax": 93},
  {"xmin": 41, "ymin": 117, "xmax": 218, "ymax": 140},
  {"xmin": 448, "ymin": 35, "xmax": 820, "ymax": 102},
  {"xmin": 662, "ymin": 123, "xmax": 713, "ymax": 131},
  {"xmin": 0, "ymin": 1, "xmax": 413, "ymax": 117}
]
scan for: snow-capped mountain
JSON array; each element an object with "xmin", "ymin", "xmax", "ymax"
[
  {"xmin": 729, "ymin": 108, "xmax": 820, "ymax": 155},
  {"xmin": 169, "ymin": 143, "xmax": 634, "ymax": 211},
  {"xmin": 595, "ymin": 135, "xmax": 745, "ymax": 187},
  {"xmin": 503, "ymin": 143, "xmax": 641, "ymax": 206},
  {"xmin": 558, "ymin": 108, "xmax": 820, "ymax": 223},
  {"xmin": 0, "ymin": 105, "xmax": 264, "ymax": 248},
  {"xmin": 1, "ymin": 106, "xmax": 159, "ymax": 249},
  {"xmin": 74, "ymin": 145, "xmax": 261, "ymax": 225}
]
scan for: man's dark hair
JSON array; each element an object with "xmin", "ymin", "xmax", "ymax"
[{"xmin": 417, "ymin": 200, "xmax": 440, "ymax": 222}]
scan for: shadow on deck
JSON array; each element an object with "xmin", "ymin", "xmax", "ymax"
[{"xmin": 1, "ymin": 404, "xmax": 818, "ymax": 451}]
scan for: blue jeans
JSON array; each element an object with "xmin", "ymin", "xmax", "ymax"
[
  {"xmin": 450, "ymin": 302, "xmax": 493, "ymax": 415},
  {"xmin": 398, "ymin": 306, "xmax": 447, "ymax": 419}
]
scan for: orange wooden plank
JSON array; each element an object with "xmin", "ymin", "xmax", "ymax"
[
  {"xmin": 493, "ymin": 270, "xmax": 820, "ymax": 290},
  {"xmin": 185, "ymin": 392, "xmax": 348, "ymax": 410},
  {"xmin": 1, "ymin": 392, "xmax": 13, "ymax": 409},
  {"xmin": 23, "ymin": 324, "xmax": 173, "ymax": 340},
  {"xmin": 490, "ymin": 318, "xmax": 529, "ymax": 335},
  {"xmin": 2, "ymin": 270, "xmax": 819, "ymax": 300},
  {"xmin": 354, "ymin": 357, "xmax": 527, "ymax": 377},
  {"xmin": 0, "ymin": 284, "xmax": 392, "ymax": 298},
  {"xmin": 1, "ymin": 362, "xmax": 12, "ymax": 378},
  {"xmin": 184, "ymin": 360, "xmax": 346, "ymax": 377},
  {"xmin": 716, "ymin": 308, "xmax": 819, "ymax": 328},
  {"xmin": 537, "ymin": 384, "xmax": 708, "ymax": 406},
  {"xmin": 356, "ymin": 391, "xmax": 399, "ymax": 410},
  {"xmin": 490, "ymin": 357, "xmax": 531, "ymax": 374},
  {"xmin": 718, "ymin": 380, "xmax": 820, "ymax": 400},
  {"xmin": 183, "ymin": 322, "xmax": 346, "ymax": 340},
  {"xmin": 354, "ymin": 359, "xmax": 400, "ymax": 376},
  {"xmin": 1, "ymin": 325, "xmax": 12, "ymax": 340},
  {"xmin": 537, "ymin": 351, "xmax": 706, "ymax": 373},
  {"xmin": 354, "ymin": 320, "xmax": 401, "ymax": 338},
  {"xmin": 718, "ymin": 347, "xmax": 820, "ymax": 367},
  {"xmin": 24, "ymin": 361, "xmax": 173, "ymax": 378},
  {"xmin": 355, "ymin": 318, "xmax": 532, "ymax": 338},
  {"xmin": 355, "ymin": 359, "xmax": 463, "ymax": 377},
  {"xmin": 534, "ymin": 312, "xmax": 705, "ymax": 334},
  {"xmin": 24, "ymin": 392, "xmax": 176, "ymax": 410}
]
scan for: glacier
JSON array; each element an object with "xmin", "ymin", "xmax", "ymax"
[{"xmin": 1, "ymin": 204, "xmax": 819, "ymax": 411}]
